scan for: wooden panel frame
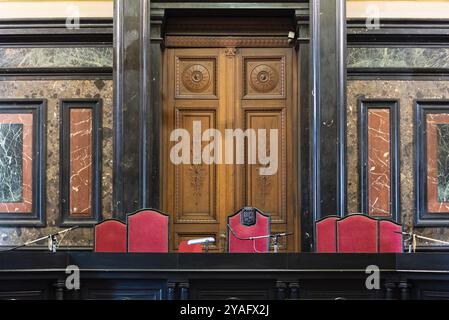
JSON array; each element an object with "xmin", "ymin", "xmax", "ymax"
[
  {"xmin": 173, "ymin": 109, "xmax": 218, "ymax": 224},
  {"xmin": 0, "ymin": 99, "xmax": 46, "ymax": 227},
  {"xmin": 174, "ymin": 56, "xmax": 219, "ymax": 100},
  {"xmin": 244, "ymin": 109, "xmax": 287, "ymax": 224},
  {"xmin": 242, "ymin": 56, "xmax": 287, "ymax": 100},
  {"xmin": 60, "ymin": 99, "xmax": 102, "ymax": 227}
]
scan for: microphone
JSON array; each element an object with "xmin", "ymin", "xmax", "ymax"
[
  {"xmin": 0, "ymin": 226, "xmax": 81, "ymax": 253},
  {"xmin": 227, "ymin": 224, "xmax": 293, "ymax": 253},
  {"xmin": 187, "ymin": 237, "xmax": 215, "ymax": 253},
  {"xmin": 47, "ymin": 226, "xmax": 80, "ymax": 253},
  {"xmin": 187, "ymin": 237, "xmax": 215, "ymax": 245},
  {"xmin": 273, "ymin": 232, "xmax": 294, "ymax": 237},
  {"xmin": 227, "ymin": 224, "xmax": 293, "ymax": 240}
]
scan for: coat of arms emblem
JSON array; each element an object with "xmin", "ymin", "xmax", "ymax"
[{"xmin": 240, "ymin": 207, "xmax": 257, "ymax": 226}]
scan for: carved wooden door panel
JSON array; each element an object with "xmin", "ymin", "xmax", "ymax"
[
  {"xmin": 234, "ymin": 48, "xmax": 297, "ymax": 252},
  {"xmin": 162, "ymin": 47, "xmax": 298, "ymax": 252},
  {"xmin": 162, "ymin": 48, "xmax": 228, "ymax": 252}
]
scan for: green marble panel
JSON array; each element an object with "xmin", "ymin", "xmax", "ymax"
[
  {"xmin": 348, "ymin": 47, "xmax": 449, "ymax": 69},
  {"xmin": 0, "ymin": 123, "xmax": 23, "ymax": 203},
  {"xmin": 0, "ymin": 47, "xmax": 113, "ymax": 69},
  {"xmin": 437, "ymin": 124, "xmax": 449, "ymax": 203}
]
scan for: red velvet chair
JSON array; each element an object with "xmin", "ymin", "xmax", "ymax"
[
  {"xmin": 316, "ymin": 216, "xmax": 339, "ymax": 253},
  {"xmin": 228, "ymin": 207, "xmax": 270, "ymax": 253},
  {"xmin": 178, "ymin": 240, "xmax": 203, "ymax": 253},
  {"xmin": 337, "ymin": 214, "xmax": 378, "ymax": 253},
  {"xmin": 379, "ymin": 220, "xmax": 403, "ymax": 253},
  {"xmin": 94, "ymin": 219, "xmax": 127, "ymax": 253},
  {"xmin": 127, "ymin": 209, "xmax": 169, "ymax": 253}
]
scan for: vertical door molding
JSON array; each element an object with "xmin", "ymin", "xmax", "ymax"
[{"xmin": 296, "ymin": 10, "xmax": 313, "ymax": 252}]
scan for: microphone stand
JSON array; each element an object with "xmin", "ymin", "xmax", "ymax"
[
  {"xmin": 227, "ymin": 224, "xmax": 293, "ymax": 253},
  {"xmin": 1, "ymin": 227, "xmax": 79, "ymax": 253},
  {"xmin": 395, "ymin": 231, "xmax": 449, "ymax": 253}
]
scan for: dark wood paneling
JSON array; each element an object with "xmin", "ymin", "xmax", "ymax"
[
  {"xmin": 190, "ymin": 280, "xmax": 275, "ymax": 300},
  {"xmin": 413, "ymin": 282, "xmax": 449, "ymax": 300},
  {"xmin": 148, "ymin": 11, "xmax": 164, "ymax": 208},
  {"xmin": 0, "ymin": 68, "xmax": 112, "ymax": 80},
  {"xmin": 0, "ymin": 280, "xmax": 51, "ymax": 300},
  {"xmin": 1, "ymin": 253, "xmax": 449, "ymax": 300},
  {"xmin": 81, "ymin": 280, "xmax": 165, "ymax": 300},
  {"xmin": 348, "ymin": 68, "xmax": 449, "ymax": 81},
  {"xmin": 296, "ymin": 14, "xmax": 312, "ymax": 252},
  {"xmin": 347, "ymin": 18, "xmax": 449, "ymax": 45},
  {"xmin": 0, "ymin": 18, "xmax": 112, "ymax": 44}
]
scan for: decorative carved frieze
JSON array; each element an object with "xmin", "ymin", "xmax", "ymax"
[{"xmin": 166, "ymin": 36, "xmax": 292, "ymax": 48}]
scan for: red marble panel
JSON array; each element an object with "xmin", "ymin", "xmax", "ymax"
[
  {"xmin": 426, "ymin": 113, "xmax": 449, "ymax": 213},
  {"xmin": 69, "ymin": 108, "xmax": 93, "ymax": 216},
  {"xmin": 0, "ymin": 114, "xmax": 33, "ymax": 213},
  {"xmin": 367, "ymin": 109, "xmax": 391, "ymax": 217}
]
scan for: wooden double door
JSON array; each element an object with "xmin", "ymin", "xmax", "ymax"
[{"xmin": 162, "ymin": 46, "xmax": 299, "ymax": 252}]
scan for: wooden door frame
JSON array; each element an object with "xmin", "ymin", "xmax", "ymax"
[{"xmin": 160, "ymin": 15, "xmax": 301, "ymax": 252}]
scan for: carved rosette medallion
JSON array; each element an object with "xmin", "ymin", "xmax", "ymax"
[
  {"xmin": 250, "ymin": 64, "xmax": 279, "ymax": 93},
  {"xmin": 182, "ymin": 64, "xmax": 211, "ymax": 93}
]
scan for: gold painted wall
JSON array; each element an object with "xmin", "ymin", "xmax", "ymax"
[
  {"xmin": 0, "ymin": 0, "xmax": 113, "ymax": 18},
  {"xmin": 0, "ymin": 1, "xmax": 449, "ymax": 19},
  {"xmin": 348, "ymin": 0, "xmax": 449, "ymax": 19}
]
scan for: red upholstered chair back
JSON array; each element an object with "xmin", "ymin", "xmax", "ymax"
[
  {"xmin": 178, "ymin": 241, "xmax": 203, "ymax": 253},
  {"xmin": 94, "ymin": 220, "xmax": 127, "ymax": 253},
  {"xmin": 228, "ymin": 207, "xmax": 270, "ymax": 253},
  {"xmin": 379, "ymin": 220, "xmax": 403, "ymax": 253},
  {"xmin": 337, "ymin": 214, "xmax": 378, "ymax": 253},
  {"xmin": 127, "ymin": 209, "xmax": 169, "ymax": 253},
  {"xmin": 316, "ymin": 216, "xmax": 339, "ymax": 253}
]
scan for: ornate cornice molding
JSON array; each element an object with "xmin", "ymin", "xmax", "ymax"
[{"xmin": 165, "ymin": 36, "xmax": 292, "ymax": 48}]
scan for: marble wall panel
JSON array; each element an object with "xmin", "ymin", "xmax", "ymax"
[
  {"xmin": 69, "ymin": 108, "xmax": 93, "ymax": 216},
  {"xmin": 0, "ymin": 114, "xmax": 33, "ymax": 213},
  {"xmin": 367, "ymin": 109, "xmax": 391, "ymax": 217},
  {"xmin": 426, "ymin": 114, "xmax": 449, "ymax": 213},
  {"xmin": 0, "ymin": 80, "xmax": 113, "ymax": 248},
  {"xmin": 0, "ymin": 47, "xmax": 113, "ymax": 69},
  {"xmin": 348, "ymin": 47, "xmax": 449, "ymax": 69},
  {"xmin": 0, "ymin": 124, "xmax": 24, "ymax": 203},
  {"xmin": 348, "ymin": 80, "xmax": 449, "ymax": 246}
]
